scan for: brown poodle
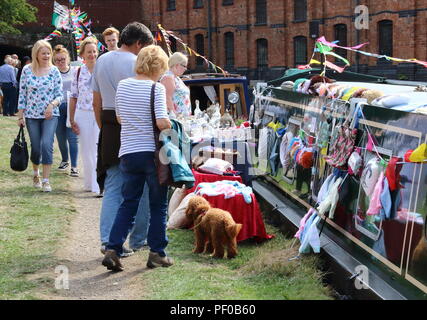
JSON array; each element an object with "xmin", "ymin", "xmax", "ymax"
[{"xmin": 185, "ymin": 196, "xmax": 243, "ymax": 259}]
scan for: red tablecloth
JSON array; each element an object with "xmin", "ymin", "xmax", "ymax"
[
  {"xmin": 201, "ymin": 193, "xmax": 274, "ymax": 243},
  {"xmin": 187, "ymin": 169, "xmax": 242, "ymax": 193}
]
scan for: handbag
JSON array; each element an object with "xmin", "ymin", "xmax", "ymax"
[
  {"xmin": 10, "ymin": 126, "xmax": 29, "ymax": 172},
  {"xmin": 150, "ymin": 83, "xmax": 178, "ymax": 187}
]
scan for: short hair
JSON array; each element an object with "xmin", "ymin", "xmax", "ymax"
[
  {"xmin": 53, "ymin": 44, "xmax": 70, "ymax": 64},
  {"xmin": 120, "ymin": 22, "xmax": 154, "ymax": 47},
  {"xmin": 31, "ymin": 40, "xmax": 53, "ymax": 73},
  {"xmin": 79, "ymin": 37, "xmax": 99, "ymax": 57},
  {"xmin": 168, "ymin": 52, "xmax": 188, "ymax": 69},
  {"xmin": 135, "ymin": 45, "xmax": 169, "ymax": 77},
  {"xmin": 4, "ymin": 56, "xmax": 12, "ymax": 64},
  {"xmin": 102, "ymin": 27, "xmax": 119, "ymax": 39}
]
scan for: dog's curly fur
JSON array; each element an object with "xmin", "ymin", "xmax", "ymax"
[{"xmin": 185, "ymin": 196, "xmax": 242, "ymax": 259}]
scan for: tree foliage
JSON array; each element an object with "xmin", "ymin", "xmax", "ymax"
[{"xmin": 0, "ymin": 0, "xmax": 37, "ymax": 34}]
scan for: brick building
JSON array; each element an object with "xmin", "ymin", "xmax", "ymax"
[
  {"xmin": 142, "ymin": 0, "xmax": 427, "ymax": 82},
  {"xmin": 2, "ymin": 0, "xmax": 427, "ymax": 82}
]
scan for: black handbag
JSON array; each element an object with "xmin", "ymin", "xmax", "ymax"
[
  {"xmin": 10, "ymin": 126, "xmax": 29, "ymax": 172},
  {"xmin": 150, "ymin": 83, "xmax": 178, "ymax": 187}
]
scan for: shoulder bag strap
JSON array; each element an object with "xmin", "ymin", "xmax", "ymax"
[{"xmin": 150, "ymin": 83, "xmax": 161, "ymax": 150}]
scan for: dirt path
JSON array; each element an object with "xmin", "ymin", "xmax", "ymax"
[{"xmin": 32, "ymin": 173, "xmax": 150, "ymax": 300}]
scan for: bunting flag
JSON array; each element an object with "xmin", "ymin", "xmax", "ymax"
[
  {"xmin": 316, "ymin": 36, "xmax": 427, "ymax": 69},
  {"xmin": 158, "ymin": 24, "xmax": 228, "ymax": 75},
  {"xmin": 44, "ymin": 30, "xmax": 62, "ymax": 41},
  {"xmin": 69, "ymin": 0, "xmax": 75, "ymax": 6}
]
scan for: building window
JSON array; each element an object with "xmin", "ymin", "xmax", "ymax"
[
  {"xmin": 167, "ymin": 0, "xmax": 176, "ymax": 11},
  {"xmin": 224, "ymin": 32, "xmax": 234, "ymax": 67},
  {"xmin": 256, "ymin": 38, "xmax": 268, "ymax": 68},
  {"xmin": 294, "ymin": 0, "xmax": 307, "ymax": 22},
  {"xmin": 378, "ymin": 20, "xmax": 393, "ymax": 57},
  {"xmin": 222, "ymin": 0, "xmax": 233, "ymax": 5},
  {"xmin": 256, "ymin": 0, "xmax": 267, "ymax": 25},
  {"xmin": 195, "ymin": 34, "xmax": 205, "ymax": 66},
  {"xmin": 193, "ymin": 0, "xmax": 203, "ymax": 9},
  {"xmin": 294, "ymin": 36, "xmax": 307, "ymax": 66},
  {"xmin": 334, "ymin": 24, "xmax": 347, "ymax": 60}
]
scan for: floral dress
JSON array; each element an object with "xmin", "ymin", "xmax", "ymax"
[
  {"xmin": 162, "ymin": 71, "xmax": 191, "ymax": 116},
  {"xmin": 18, "ymin": 65, "xmax": 63, "ymax": 119}
]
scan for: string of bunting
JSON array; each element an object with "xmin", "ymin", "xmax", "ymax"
[
  {"xmin": 299, "ymin": 36, "xmax": 427, "ymax": 74},
  {"xmin": 157, "ymin": 24, "xmax": 227, "ymax": 76}
]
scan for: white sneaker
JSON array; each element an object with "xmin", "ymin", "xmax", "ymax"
[
  {"xmin": 33, "ymin": 176, "xmax": 42, "ymax": 188},
  {"xmin": 42, "ymin": 181, "xmax": 52, "ymax": 192}
]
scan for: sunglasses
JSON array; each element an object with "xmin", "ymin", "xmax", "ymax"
[
  {"xmin": 54, "ymin": 58, "xmax": 66, "ymax": 63},
  {"xmin": 180, "ymin": 64, "xmax": 188, "ymax": 69}
]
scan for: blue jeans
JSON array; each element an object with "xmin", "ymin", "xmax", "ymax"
[
  {"xmin": 25, "ymin": 117, "xmax": 59, "ymax": 165},
  {"xmin": 107, "ymin": 152, "xmax": 169, "ymax": 257},
  {"xmin": 1, "ymin": 83, "xmax": 17, "ymax": 116},
  {"xmin": 99, "ymin": 164, "xmax": 150, "ymax": 249},
  {"xmin": 56, "ymin": 103, "xmax": 79, "ymax": 168}
]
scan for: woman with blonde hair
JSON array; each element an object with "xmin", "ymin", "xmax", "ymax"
[
  {"xmin": 160, "ymin": 52, "xmax": 191, "ymax": 118},
  {"xmin": 17, "ymin": 40, "xmax": 63, "ymax": 192},
  {"xmin": 69, "ymin": 37, "xmax": 100, "ymax": 195},
  {"xmin": 102, "ymin": 45, "xmax": 173, "ymax": 271},
  {"xmin": 53, "ymin": 44, "xmax": 79, "ymax": 176}
]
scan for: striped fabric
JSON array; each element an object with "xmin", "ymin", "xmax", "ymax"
[{"xmin": 116, "ymin": 78, "xmax": 168, "ymax": 157}]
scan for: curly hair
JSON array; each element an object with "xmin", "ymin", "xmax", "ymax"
[{"xmin": 135, "ymin": 45, "xmax": 169, "ymax": 77}]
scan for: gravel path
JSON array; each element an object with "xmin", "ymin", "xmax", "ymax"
[{"xmin": 33, "ymin": 173, "xmax": 149, "ymax": 300}]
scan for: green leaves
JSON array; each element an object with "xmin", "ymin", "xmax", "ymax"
[{"xmin": 0, "ymin": 0, "xmax": 37, "ymax": 34}]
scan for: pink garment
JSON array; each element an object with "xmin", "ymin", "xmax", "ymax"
[
  {"xmin": 366, "ymin": 172, "xmax": 384, "ymax": 215},
  {"xmin": 295, "ymin": 208, "xmax": 315, "ymax": 239}
]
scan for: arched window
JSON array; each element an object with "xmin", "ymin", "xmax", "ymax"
[
  {"xmin": 294, "ymin": 0, "xmax": 307, "ymax": 21},
  {"xmin": 167, "ymin": 0, "xmax": 176, "ymax": 11},
  {"xmin": 256, "ymin": 38, "xmax": 268, "ymax": 68},
  {"xmin": 334, "ymin": 24, "xmax": 347, "ymax": 60},
  {"xmin": 195, "ymin": 34, "xmax": 205, "ymax": 66},
  {"xmin": 294, "ymin": 36, "xmax": 307, "ymax": 66},
  {"xmin": 378, "ymin": 20, "xmax": 393, "ymax": 57},
  {"xmin": 224, "ymin": 32, "xmax": 234, "ymax": 67},
  {"xmin": 256, "ymin": 0, "xmax": 267, "ymax": 25}
]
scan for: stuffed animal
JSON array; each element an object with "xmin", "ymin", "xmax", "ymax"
[
  {"xmin": 206, "ymin": 103, "xmax": 218, "ymax": 118},
  {"xmin": 185, "ymin": 196, "xmax": 242, "ymax": 259}
]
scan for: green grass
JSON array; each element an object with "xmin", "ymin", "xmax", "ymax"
[
  {"xmin": 0, "ymin": 116, "xmax": 333, "ymax": 300},
  {"xmin": 0, "ymin": 116, "xmax": 75, "ymax": 299},
  {"xmin": 140, "ymin": 224, "xmax": 333, "ymax": 300}
]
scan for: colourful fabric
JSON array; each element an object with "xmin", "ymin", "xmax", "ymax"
[
  {"xmin": 187, "ymin": 169, "xmax": 242, "ymax": 193},
  {"xmin": 299, "ymin": 214, "xmax": 321, "ymax": 254},
  {"xmin": 325, "ymin": 125, "xmax": 357, "ymax": 167},
  {"xmin": 195, "ymin": 180, "xmax": 253, "ymax": 204},
  {"xmin": 295, "ymin": 208, "xmax": 315, "ymax": 239},
  {"xmin": 386, "ymin": 156, "xmax": 402, "ymax": 191},
  {"xmin": 18, "ymin": 65, "xmax": 63, "ymax": 119},
  {"xmin": 317, "ymin": 177, "xmax": 342, "ymax": 219},
  {"xmin": 380, "ymin": 177, "xmax": 392, "ymax": 220},
  {"xmin": 367, "ymin": 172, "xmax": 385, "ymax": 215}
]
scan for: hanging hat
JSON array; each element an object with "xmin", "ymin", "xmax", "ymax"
[
  {"xmin": 404, "ymin": 150, "xmax": 413, "ymax": 163},
  {"xmin": 409, "ymin": 143, "xmax": 427, "ymax": 162},
  {"xmin": 300, "ymin": 151, "xmax": 314, "ymax": 169}
]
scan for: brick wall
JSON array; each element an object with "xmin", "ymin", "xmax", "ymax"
[{"xmin": 142, "ymin": 0, "xmax": 427, "ymax": 81}]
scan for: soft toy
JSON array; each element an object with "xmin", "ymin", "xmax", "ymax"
[
  {"xmin": 360, "ymin": 89, "xmax": 384, "ymax": 104},
  {"xmin": 219, "ymin": 110, "xmax": 235, "ymax": 128}
]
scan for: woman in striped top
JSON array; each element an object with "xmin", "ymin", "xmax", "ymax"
[{"xmin": 102, "ymin": 45, "xmax": 173, "ymax": 272}]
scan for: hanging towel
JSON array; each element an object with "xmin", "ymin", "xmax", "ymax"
[
  {"xmin": 380, "ymin": 177, "xmax": 392, "ymax": 220},
  {"xmin": 295, "ymin": 208, "xmax": 316, "ymax": 239},
  {"xmin": 299, "ymin": 214, "xmax": 321, "ymax": 254}
]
